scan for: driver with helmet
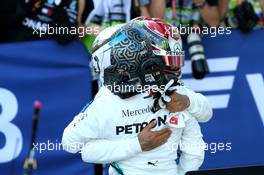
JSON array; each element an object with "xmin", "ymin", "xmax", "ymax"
[{"xmin": 62, "ymin": 17, "xmax": 212, "ymax": 175}]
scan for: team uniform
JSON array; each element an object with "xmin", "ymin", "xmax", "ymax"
[
  {"xmin": 62, "ymin": 84, "xmax": 212, "ymax": 175},
  {"xmin": 62, "ymin": 18, "xmax": 213, "ymax": 175}
]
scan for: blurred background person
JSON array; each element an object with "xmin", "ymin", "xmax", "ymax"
[
  {"xmin": 81, "ymin": 0, "xmax": 133, "ymax": 53},
  {"xmin": 77, "ymin": 0, "xmax": 103, "ymax": 50},
  {"xmin": 165, "ymin": 0, "xmax": 220, "ymax": 28},
  {"xmin": 138, "ymin": 0, "xmax": 166, "ymax": 18},
  {"xmin": 219, "ymin": 0, "xmax": 264, "ymax": 32},
  {"xmin": 7, "ymin": 0, "xmax": 78, "ymax": 44},
  {"xmin": 261, "ymin": 0, "xmax": 264, "ymax": 13},
  {"xmin": 217, "ymin": 0, "xmax": 230, "ymax": 21},
  {"xmin": 193, "ymin": 0, "xmax": 220, "ymax": 27},
  {"xmin": 138, "ymin": 0, "xmax": 220, "ymax": 26}
]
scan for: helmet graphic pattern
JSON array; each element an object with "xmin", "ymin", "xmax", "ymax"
[
  {"xmin": 109, "ymin": 25, "xmax": 152, "ymax": 74},
  {"xmin": 103, "ymin": 25, "xmax": 154, "ymax": 98}
]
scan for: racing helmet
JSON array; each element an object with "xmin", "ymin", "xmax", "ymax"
[
  {"xmin": 130, "ymin": 17, "xmax": 185, "ymax": 80},
  {"xmin": 92, "ymin": 24, "xmax": 155, "ymax": 99}
]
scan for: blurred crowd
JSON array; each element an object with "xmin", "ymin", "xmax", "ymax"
[{"xmin": 0, "ymin": 0, "xmax": 263, "ymax": 45}]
